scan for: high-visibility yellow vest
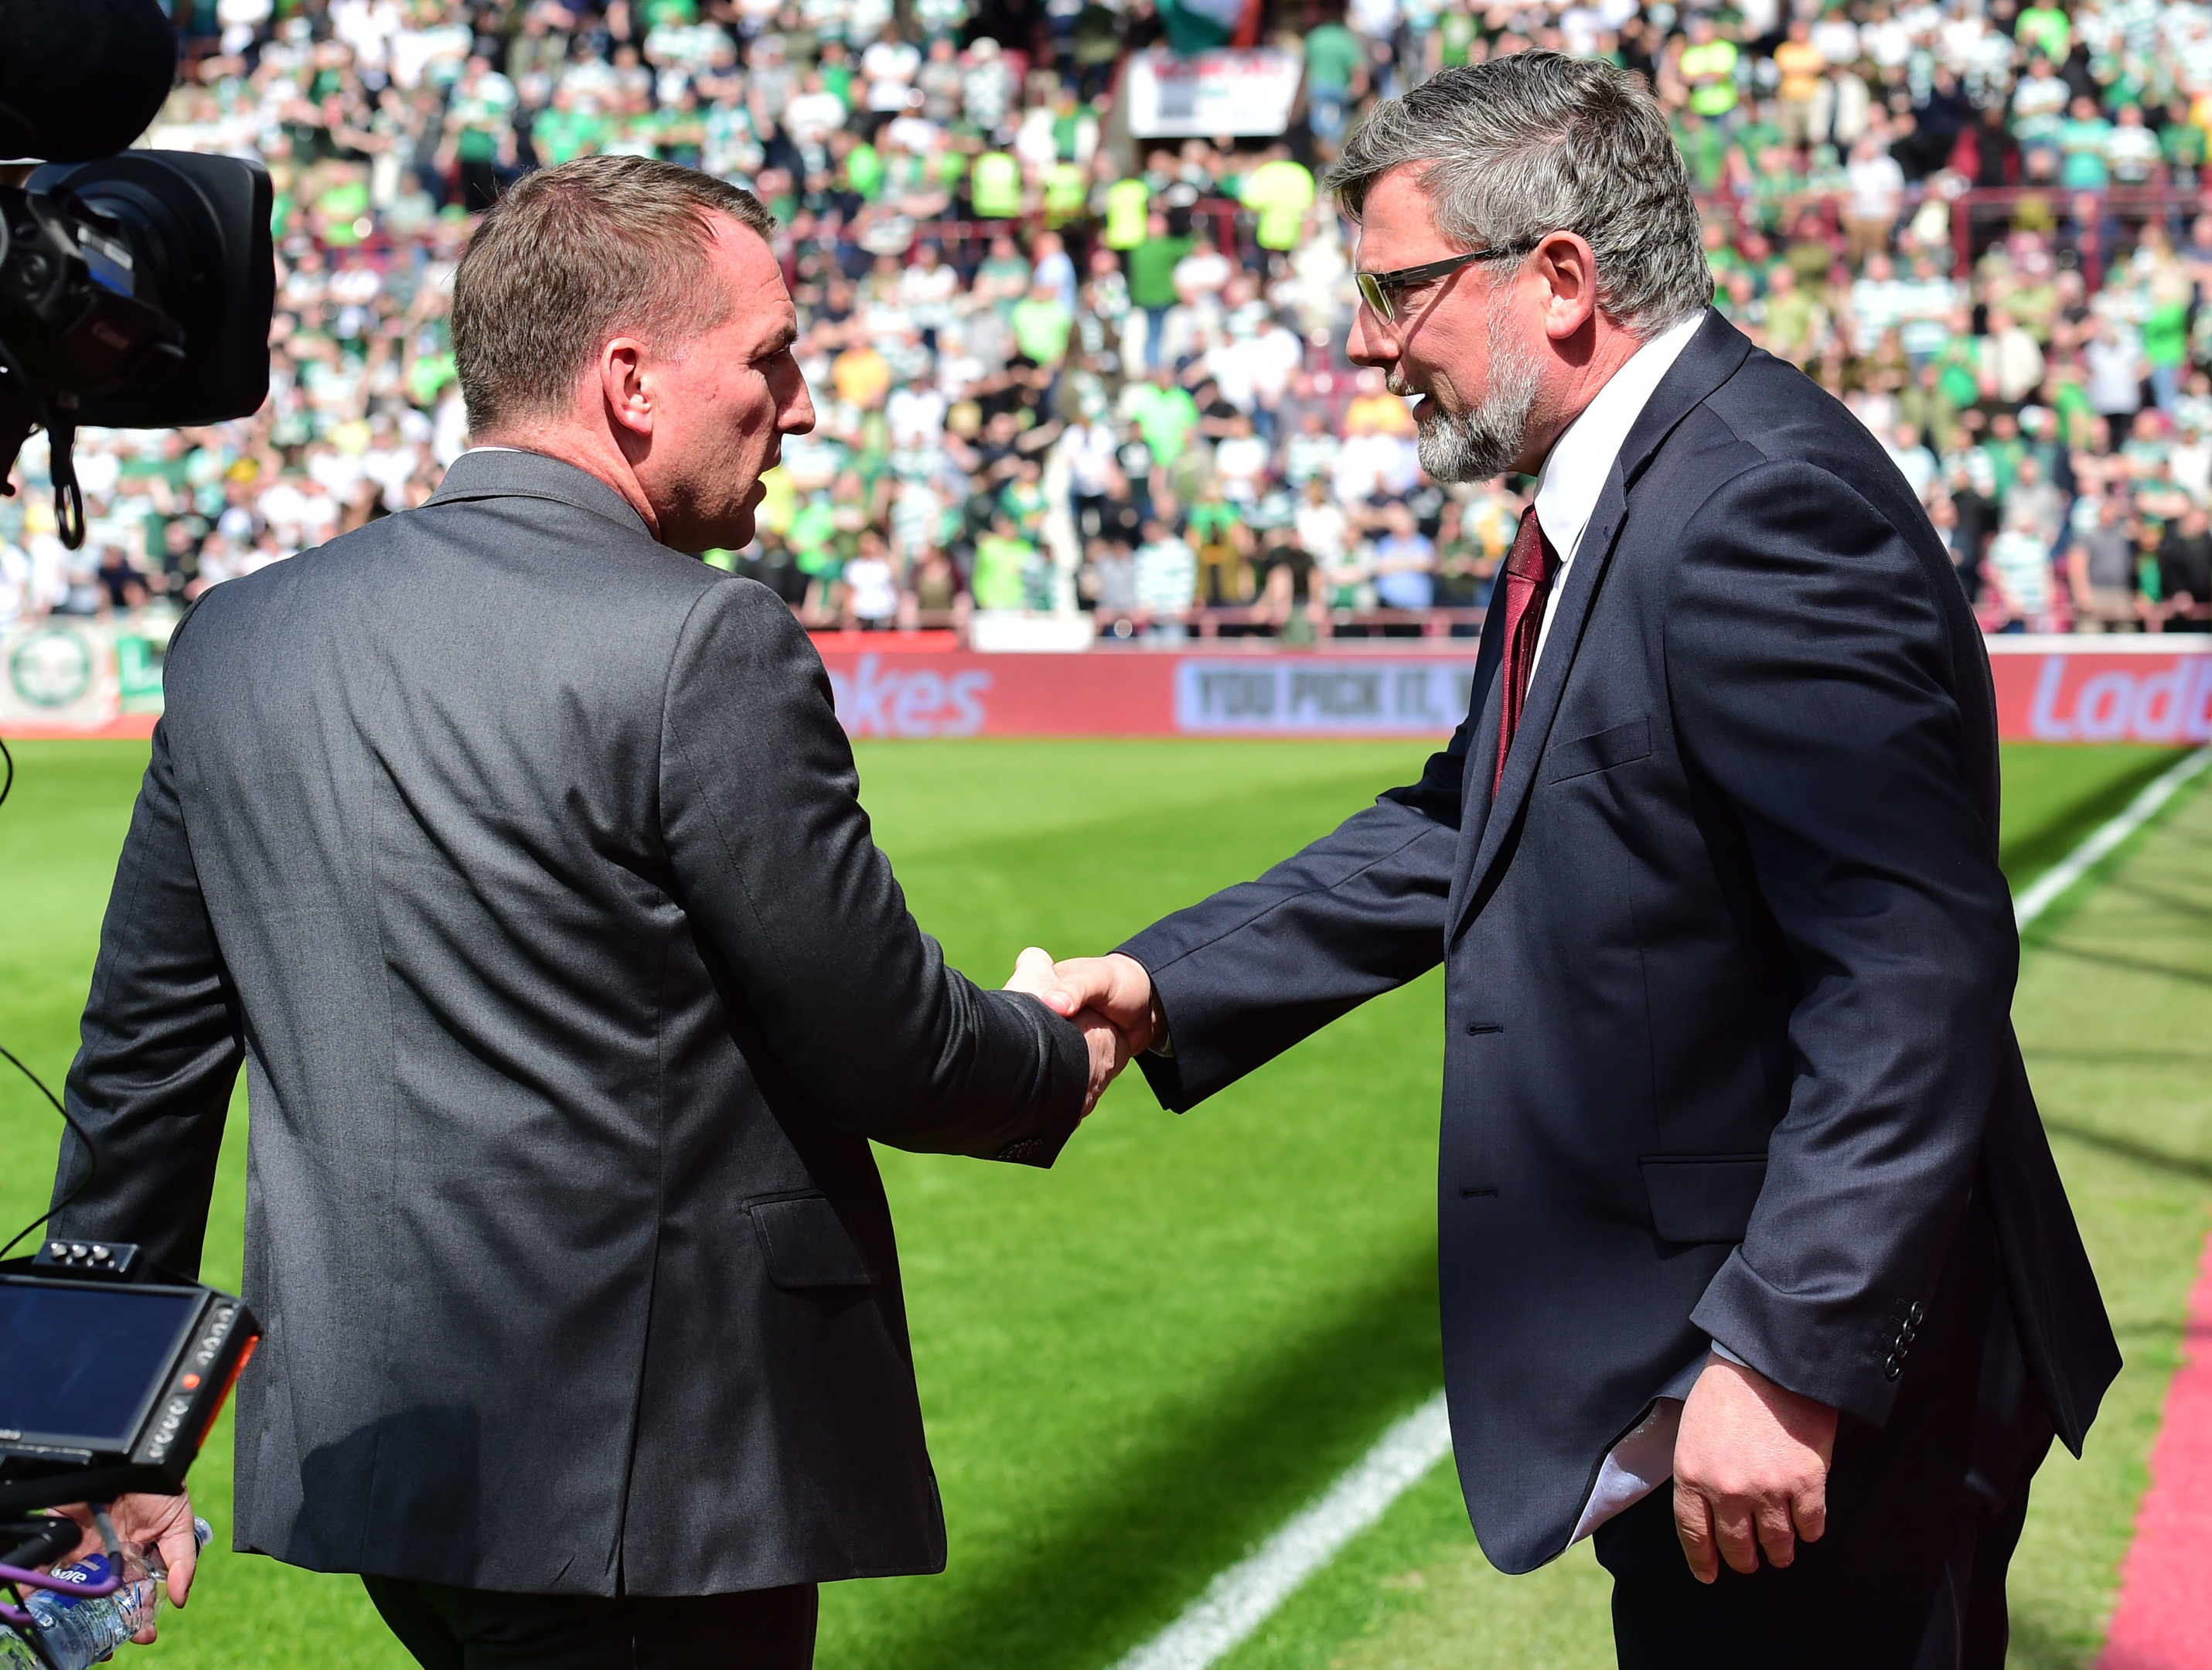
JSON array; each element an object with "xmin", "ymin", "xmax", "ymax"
[
  {"xmin": 1241, "ymin": 158, "xmax": 1315, "ymax": 251},
  {"xmin": 1044, "ymin": 161, "xmax": 1088, "ymax": 226},
  {"xmin": 971, "ymin": 150, "xmax": 1022, "ymax": 218},
  {"xmin": 1681, "ymin": 39, "xmax": 1738, "ymax": 117},
  {"xmin": 1103, "ymin": 176, "xmax": 1149, "ymax": 247}
]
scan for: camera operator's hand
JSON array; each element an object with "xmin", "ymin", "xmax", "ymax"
[{"xmin": 54, "ymin": 1489, "xmax": 199, "ymax": 1637}]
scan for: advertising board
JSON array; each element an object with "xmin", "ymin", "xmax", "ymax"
[
  {"xmin": 1123, "ymin": 47, "xmax": 1305, "ymax": 138},
  {"xmin": 1986, "ymin": 639, "xmax": 2212, "ymax": 744},
  {"xmin": 5, "ymin": 633, "xmax": 2208, "ymax": 748},
  {"xmin": 0, "ymin": 620, "xmax": 163, "ymax": 738}
]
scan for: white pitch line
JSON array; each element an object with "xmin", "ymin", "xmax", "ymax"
[
  {"xmin": 1108, "ymin": 741, "xmax": 2212, "ymax": 1670},
  {"xmin": 2014, "ymin": 745, "xmax": 2212, "ymax": 931},
  {"xmin": 1106, "ymin": 1393, "xmax": 1453, "ymax": 1670}
]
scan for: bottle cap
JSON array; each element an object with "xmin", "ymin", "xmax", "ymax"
[{"xmin": 192, "ymin": 1519, "xmax": 213, "ymax": 1549}]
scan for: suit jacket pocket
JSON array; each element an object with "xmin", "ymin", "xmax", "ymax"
[
  {"xmin": 1545, "ymin": 718, "xmax": 1651, "ymax": 784},
  {"xmin": 1640, "ymin": 1154, "xmax": 1767, "ymax": 1245},
  {"xmin": 748, "ymin": 1192, "xmax": 879, "ymax": 1288}
]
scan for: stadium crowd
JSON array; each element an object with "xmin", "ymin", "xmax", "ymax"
[{"xmin": 7, "ymin": 0, "xmax": 2212, "ymax": 640}]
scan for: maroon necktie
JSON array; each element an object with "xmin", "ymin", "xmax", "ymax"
[{"xmin": 1494, "ymin": 505, "xmax": 1559, "ymax": 798}]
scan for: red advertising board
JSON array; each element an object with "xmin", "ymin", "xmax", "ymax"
[
  {"xmin": 815, "ymin": 640, "xmax": 2212, "ymax": 745},
  {"xmin": 815, "ymin": 647, "xmax": 1481, "ymax": 739},
  {"xmin": 5, "ymin": 636, "xmax": 2205, "ymax": 745},
  {"xmin": 1985, "ymin": 639, "xmax": 2212, "ymax": 744}
]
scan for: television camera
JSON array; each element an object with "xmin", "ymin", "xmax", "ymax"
[{"xmin": 1, "ymin": 0, "xmax": 276, "ymax": 548}]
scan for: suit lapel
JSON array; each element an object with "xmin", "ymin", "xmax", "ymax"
[
  {"xmin": 1443, "ymin": 591, "xmax": 1512, "ymax": 926},
  {"xmin": 1447, "ymin": 310, "xmax": 1755, "ymax": 942},
  {"xmin": 1449, "ymin": 466, "xmax": 1627, "ymax": 934}
]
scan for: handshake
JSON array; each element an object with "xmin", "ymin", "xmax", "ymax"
[{"xmin": 1002, "ymin": 948, "xmax": 1160, "ymax": 1117}]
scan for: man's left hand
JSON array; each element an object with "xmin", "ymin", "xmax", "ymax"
[
  {"xmin": 51, "ymin": 1491, "xmax": 201, "ymax": 1641},
  {"xmin": 1672, "ymin": 1354, "xmax": 1837, "ymax": 1583}
]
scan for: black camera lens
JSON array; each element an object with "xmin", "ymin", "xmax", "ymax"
[{"xmin": 22, "ymin": 151, "xmax": 274, "ymax": 428}]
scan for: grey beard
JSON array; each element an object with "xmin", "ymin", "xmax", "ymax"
[{"xmin": 1392, "ymin": 306, "xmax": 1544, "ymax": 483}]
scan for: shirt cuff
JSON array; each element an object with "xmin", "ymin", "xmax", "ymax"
[
  {"xmin": 1144, "ymin": 988, "xmax": 1174, "ymax": 1059},
  {"xmin": 1709, "ymin": 1338, "xmax": 1752, "ymax": 1371}
]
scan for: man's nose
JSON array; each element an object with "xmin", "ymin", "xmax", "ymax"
[
  {"xmin": 1346, "ymin": 305, "xmax": 1394, "ymax": 370},
  {"xmin": 782, "ymin": 381, "xmax": 816, "ymax": 435}
]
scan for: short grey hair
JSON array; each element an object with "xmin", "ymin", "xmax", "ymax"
[{"xmin": 1329, "ymin": 52, "xmax": 1712, "ymax": 339}]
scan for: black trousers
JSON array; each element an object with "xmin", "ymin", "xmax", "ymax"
[
  {"xmin": 1595, "ymin": 1198, "xmax": 2052, "ymax": 1670},
  {"xmin": 362, "ymin": 1575, "xmax": 817, "ymax": 1670}
]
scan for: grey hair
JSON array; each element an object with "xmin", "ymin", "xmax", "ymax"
[{"xmin": 1329, "ymin": 52, "xmax": 1713, "ymax": 339}]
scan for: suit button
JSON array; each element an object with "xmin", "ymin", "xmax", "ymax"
[
  {"xmin": 1883, "ymin": 1354, "xmax": 1902, "ymax": 1381},
  {"xmin": 1908, "ymin": 1301, "xmax": 1924, "ymax": 1323}
]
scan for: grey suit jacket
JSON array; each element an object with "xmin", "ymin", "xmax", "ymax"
[{"xmin": 49, "ymin": 448, "xmax": 1091, "ymax": 1596}]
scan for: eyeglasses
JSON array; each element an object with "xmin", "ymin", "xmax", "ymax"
[{"xmin": 1355, "ymin": 246, "xmax": 1525, "ymax": 323}]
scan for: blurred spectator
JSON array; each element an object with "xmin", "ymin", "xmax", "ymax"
[
  {"xmin": 2068, "ymin": 495, "xmax": 2141, "ymax": 632},
  {"xmin": 1366, "ymin": 502, "xmax": 1435, "ymax": 612},
  {"xmin": 1133, "ymin": 517, "xmax": 1198, "ymax": 634},
  {"xmin": 2159, "ymin": 504, "xmax": 2212, "ymax": 632},
  {"xmin": 1844, "ymin": 132, "xmax": 1904, "ymax": 267},
  {"xmin": 1989, "ymin": 510, "xmax": 2058, "ymax": 632},
  {"xmin": 2085, "ymin": 320, "xmax": 2147, "ymax": 454}
]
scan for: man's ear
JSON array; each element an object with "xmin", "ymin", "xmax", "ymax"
[
  {"xmin": 600, "ymin": 338, "xmax": 653, "ymax": 439},
  {"xmin": 1533, "ymin": 232, "xmax": 1601, "ymax": 342}
]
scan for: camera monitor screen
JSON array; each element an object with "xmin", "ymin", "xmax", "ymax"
[{"xmin": 0, "ymin": 1282, "xmax": 200, "ymax": 1449}]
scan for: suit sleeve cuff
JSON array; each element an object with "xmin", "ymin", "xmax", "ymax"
[
  {"xmin": 1691, "ymin": 1247, "xmax": 1903, "ymax": 1426},
  {"xmin": 987, "ymin": 993, "xmax": 1092, "ymax": 1167}
]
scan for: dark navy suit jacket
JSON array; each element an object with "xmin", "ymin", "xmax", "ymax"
[{"xmin": 1121, "ymin": 311, "xmax": 2118, "ymax": 1573}]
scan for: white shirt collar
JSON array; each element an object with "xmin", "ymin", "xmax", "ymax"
[{"xmin": 1530, "ymin": 311, "xmax": 1706, "ymax": 569}]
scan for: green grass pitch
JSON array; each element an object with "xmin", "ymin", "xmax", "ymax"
[{"xmin": 0, "ymin": 737, "xmax": 2199, "ymax": 1668}]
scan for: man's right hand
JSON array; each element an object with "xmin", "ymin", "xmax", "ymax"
[
  {"xmin": 1039, "ymin": 953, "xmax": 1157, "ymax": 1056},
  {"xmin": 1006, "ymin": 948, "xmax": 1130, "ymax": 1116},
  {"xmin": 1672, "ymin": 1355, "xmax": 1836, "ymax": 1583},
  {"xmin": 52, "ymin": 1491, "xmax": 201, "ymax": 1638}
]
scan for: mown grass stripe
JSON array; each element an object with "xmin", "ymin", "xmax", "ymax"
[
  {"xmin": 2015, "ymin": 748, "xmax": 2212, "ymax": 932},
  {"xmin": 1106, "ymin": 1396, "xmax": 1452, "ymax": 1670}
]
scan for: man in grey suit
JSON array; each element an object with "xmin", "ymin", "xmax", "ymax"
[{"xmin": 45, "ymin": 155, "xmax": 1121, "ymax": 1667}]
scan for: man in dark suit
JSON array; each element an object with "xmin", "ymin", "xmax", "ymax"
[
  {"xmin": 1037, "ymin": 56, "xmax": 2116, "ymax": 1666},
  {"xmin": 46, "ymin": 155, "xmax": 1120, "ymax": 1668}
]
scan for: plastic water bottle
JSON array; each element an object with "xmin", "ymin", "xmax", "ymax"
[{"xmin": 24, "ymin": 1517, "xmax": 212, "ymax": 1669}]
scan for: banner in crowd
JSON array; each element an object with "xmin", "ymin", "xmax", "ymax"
[
  {"xmin": 5, "ymin": 634, "xmax": 2209, "ymax": 747},
  {"xmin": 0, "ymin": 620, "xmax": 165, "ymax": 739},
  {"xmin": 1122, "ymin": 47, "xmax": 1304, "ymax": 138}
]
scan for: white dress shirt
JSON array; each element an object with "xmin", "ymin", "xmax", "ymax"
[
  {"xmin": 1509, "ymin": 311, "xmax": 1727, "ymax": 1545},
  {"xmin": 1528, "ymin": 311, "xmax": 1703, "ymax": 677}
]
